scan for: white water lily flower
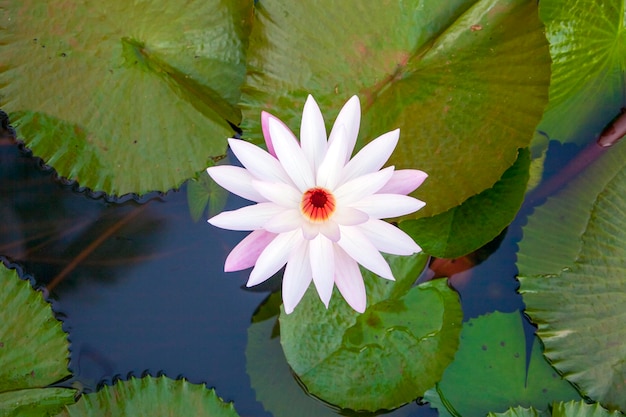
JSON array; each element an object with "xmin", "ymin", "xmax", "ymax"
[{"xmin": 207, "ymin": 95, "xmax": 427, "ymax": 314}]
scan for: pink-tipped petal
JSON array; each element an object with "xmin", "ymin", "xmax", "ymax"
[
  {"xmin": 208, "ymin": 203, "xmax": 284, "ymax": 231},
  {"xmin": 248, "ymin": 229, "xmax": 301, "ymax": 287},
  {"xmin": 224, "ymin": 230, "xmax": 277, "ymax": 272},
  {"xmin": 301, "ymin": 95, "xmax": 328, "ymax": 171},
  {"xmin": 337, "ymin": 225, "xmax": 394, "ymax": 280},
  {"xmin": 378, "ymin": 169, "xmax": 428, "ymax": 195},
  {"xmin": 328, "ymin": 96, "xmax": 360, "ymax": 162},
  {"xmin": 310, "ymin": 235, "xmax": 335, "ymax": 307},
  {"xmin": 251, "ymin": 180, "xmax": 301, "ymax": 207},
  {"xmin": 351, "ymin": 194, "xmax": 426, "ymax": 219},
  {"xmin": 206, "ymin": 166, "xmax": 268, "ymax": 203},
  {"xmin": 264, "ymin": 209, "xmax": 303, "ymax": 233},
  {"xmin": 282, "ymin": 239, "xmax": 313, "ymax": 314},
  {"xmin": 316, "ymin": 124, "xmax": 350, "ymax": 190},
  {"xmin": 334, "ymin": 166, "xmax": 394, "ymax": 205},
  {"xmin": 358, "ymin": 219, "xmax": 421, "ymax": 255},
  {"xmin": 332, "ymin": 206, "xmax": 369, "ymax": 226},
  {"xmin": 269, "ymin": 117, "xmax": 315, "ymax": 192},
  {"xmin": 341, "ymin": 129, "xmax": 399, "ymax": 183},
  {"xmin": 228, "ymin": 138, "xmax": 291, "ymax": 184},
  {"xmin": 261, "ymin": 111, "xmax": 278, "ymax": 157},
  {"xmin": 333, "ymin": 245, "xmax": 366, "ymax": 313}
]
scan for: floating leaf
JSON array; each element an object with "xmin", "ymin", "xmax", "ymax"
[
  {"xmin": 240, "ymin": 0, "xmax": 550, "ymax": 217},
  {"xmin": 247, "ymin": 292, "xmax": 420, "ymax": 417},
  {"xmin": 0, "ymin": 388, "xmax": 75, "ymax": 417},
  {"xmin": 246, "ymin": 292, "xmax": 340, "ymax": 417},
  {"xmin": 187, "ymin": 167, "xmax": 228, "ymax": 222},
  {"xmin": 423, "ymin": 311, "xmax": 580, "ymax": 417},
  {"xmin": 55, "ymin": 376, "xmax": 239, "ymax": 416},
  {"xmin": 519, "ymin": 161, "xmax": 626, "ymax": 410},
  {"xmin": 0, "ymin": 0, "xmax": 253, "ymax": 196},
  {"xmin": 536, "ymin": 0, "xmax": 626, "ymax": 146},
  {"xmin": 280, "ymin": 252, "xmax": 462, "ymax": 412},
  {"xmin": 551, "ymin": 401, "xmax": 623, "ymax": 417},
  {"xmin": 488, "ymin": 405, "xmax": 547, "ymax": 417},
  {"xmin": 0, "ymin": 264, "xmax": 75, "ymax": 416},
  {"xmin": 401, "ymin": 148, "xmax": 530, "ymax": 258},
  {"xmin": 517, "ymin": 141, "xmax": 626, "ymax": 277},
  {"xmin": 490, "ymin": 401, "xmax": 623, "ymax": 417}
]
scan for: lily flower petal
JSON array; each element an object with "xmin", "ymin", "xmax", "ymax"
[
  {"xmin": 206, "ymin": 166, "xmax": 268, "ymax": 203},
  {"xmin": 251, "ymin": 180, "xmax": 301, "ymax": 207},
  {"xmin": 359, "ymin": 219, "xmax": 421, "ymax": 255},
  {"xmin": 316, "ymin": 124, "xmax": 350, "ymax": 189},
  {"xmin": 300, "ymin": 95, "xmax": 328, "ymax": 171},
  {"xmin": 332, "ymin": 206, "xmax": 369, "ymax": 226},
  {"xmin": 334, "ymin": 245, "xmax": 366, "ymax": 313},
  {"xmin": 269, "ymin": 117, "xmax": 315, "ymax": 192},
  {"xmin": 337, "ymin": 226, "xmax": 394, "ymax": 280},
  {"xmin": 351, "ymin": 194, "xmax": 426, "ymax": 219},
  {"xmin": 378, "ymin": 169, "xmax": 428, "ymax": 195},
  {"xmin": 264, "ymin": 209, "xmax": 303, "ymax": 233},
  {"xmin": 224, "ymin": 230, "xmax": 277, "ymax": 272},
  {"xmin": 341, "ymin": 129, "xmax": 399, "ymax": 183},
  {"xmin": 319, "ymin": 219, "xmax": 341, "ymax": 242},
  {"xmin": 248, "ymin": 229, "xmax": 301, "ymax": 287},
  {"xmin": 282, "ymin": 239, "xmax": 313, "ymax": 314},
  {"xmin": 334, "ymin": 166, "xmax": 394, "ymax": 205},
  {"xmin": 328, "ymin": 95, "xmax": 360, "ymax": 162},
  {"xmin": 310, "ymin": 235, "xmax": 335, "ymax": 307},
  {"xmin": 261, "ymin": 111, "xmax": 279, "ymax": 157},
  {"xmin": 208, "ymin": 203, "xmax": 284, "ymax": 231},
  {"xmin": 228, "ymin": 138, "xmax": 291, "ymax": 184}
]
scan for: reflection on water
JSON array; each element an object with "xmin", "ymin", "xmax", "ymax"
[{"xmin": 1, "ymin": 133, "xmax": 583, "ymax": 416}]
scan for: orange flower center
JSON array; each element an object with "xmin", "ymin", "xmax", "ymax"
[{"xmin": 301, "ymin": 187, "xmax": 336, "ymax": 222}]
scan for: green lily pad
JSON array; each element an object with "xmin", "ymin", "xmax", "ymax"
[
  {"xmin": 0, "ymin": 0, "xmax": 252, "ymax": 196},
  {"xmin": 247, "ymin": 292, "xmax": 419, "ymax": 417},
  {"xmin": 536, "ymin": 0, "xmax": 626, "ymax": 146},
  {"xmin": 54, "ymin": 376, "xmax": 239, "ymax": 416},
  {"xmin": 0, "ymin": 388, "xmax": 76, "ymax": 417},
  {"xmin": 0, "ymin": 263, "xmax": 75, "ymax": 415},
  {"xmin": 489, "ymin": 405, "xmax": 548, "ymax": 417},
  {"xmin": 490, "ymin": 401, "xmax": 623, "ymax": 417},
  {"xmin": 519, "ymin": 159, "xmax": 626, "ymax": 410},
  {"xmin": 187, "ymin": 166, "xmax": 228, "ymax": 222},
  {"xmin": 280, "ymin": 252, "xmax": 462, "ymax": 412},
  {"xmin": 401, "ymin": 148, "xmax": 530, "ymax": 258},
  {"xmin": 240, "ymin": 0, "xmax": 550, "ymax": 217},
  {"xmin": 423, "ymin": 311, "xmax": 580, "ymax": 417},
  {"xmin": 516, "ymin": 142, "xmax": 626, "ymax": 277},
  {"xmin": 246, "ymin": 292, "xmax": 341, "ymax": 417}
]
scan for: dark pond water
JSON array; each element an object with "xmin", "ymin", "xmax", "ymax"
[{"xmin": 0, "ymin": 133, "xmax": 584, "ymax": 416}]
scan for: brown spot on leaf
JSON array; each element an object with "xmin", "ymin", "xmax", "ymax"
[{"xmin": 471, "ymin": 24, "xmax": 483, "ymax": 32}]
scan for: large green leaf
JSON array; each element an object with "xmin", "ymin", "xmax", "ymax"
[
  {"xmin": 280, "ymin": 252, "xmax": 462, "ymax": 412},
  {"xmin": 490, "ymin": 401, "xmax": 623, "ymax": 417},
  {"xmin": 423, "ymin": 311, "xmax": 580, "ymax": 417},
  {"xmin": 247, "ymin": 292, "xmax": 420, "ymax": 417},
  {"xmin": 240, "ymin": 0, "xmax": 550, "ymax": 217},
  {"xmin": 246, "ymin": 292, "xmax": 344, "ymax": 417},
  {"xmin": 516, "ymin": 142, "xmax": 626, "ymax": 277},
  {"xmin": 535, "ymin": 0, "xmax": 626, "ymax": 146},
  {"xmin": 519, "ymin": 161, "xmax": 626, "ymax": 410},
  {"xmin": 0, "ymin": 264, "xmax": 75, "ymax": 416},
  {"xmin": 0, "ymin": 388, "xmax": 76, "ymax": 417},
  {"xmin": 401, "ymin": 148, "xmax": 530, "ymax": 258},
  {"xmin": 0, "ymin": 0, "xmax": 252, "ymax": 196},
  {"xmin": 55, "ymin": 376, "xmax": 239, "ymax": 416}
]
